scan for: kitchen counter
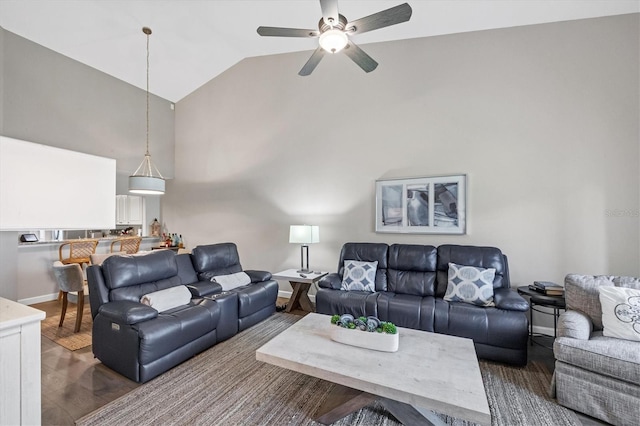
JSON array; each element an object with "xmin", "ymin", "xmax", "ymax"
[
  {"xmin": 15, "ymin": 237, "xmax": 161, "ymax": 304},
  {"xmin": 18, "ymin": 236, "xmax": 160, "ymax": 248}
]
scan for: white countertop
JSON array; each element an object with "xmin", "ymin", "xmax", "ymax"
[
  {"xmin": 18, "ymin": 236, "xmax": 160, "ymax": 248},
  {"xmin": 0, "ymin": 297, "xmax": 46, "ymax": 330}
]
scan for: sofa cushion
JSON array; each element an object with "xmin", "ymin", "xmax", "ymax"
[
  {"xmin": 341, "ymin": 260, "xmax": 377, "ymax": 292},
  {"xmin": 191, "ymin": 243, "xmax": 243, "ymax": 276},
  {"xmin": 102, "ymin": 250, "xmax": 178, "ymax": 289},
  {"xmin": 554, "ymin": 332, "xmax": 640, "ymax": 384},
  {"xmin": 436, "ymin": 245, "xmax": 508, "ymax": 297},
  {"xmin": 565, "ymin": 274, "xmax": 640, "ymax": 331},
  {"xmin": 434, "ymin": 299, "xmax": 528, "ymax": 349},
  {"xmin": 444, "ymin": 263, "xmax": 496, "ymax": 307},
  {"xmin": 387, "ymin": 244, "xmax": 437, "ymax": 296},
  {"xmin": 599, "ymin": 286, "xmax": 640, "ymax": 342},
  {"xmin": 315, "ymin": 288, "xmax": 379, "ymax": 318},
  {"xmin": 175, "ymin": 253, "xmax": 198, "ymax": 285},
  {"xmin": 376, "ymin": 292, "xmax": 435, "ymax": 332},
  {"xmin": 136, "ymin": 302, "xmax": 221, "ymax": 364}
]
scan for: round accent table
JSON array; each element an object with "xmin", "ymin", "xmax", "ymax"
[{"xmin": 517, "ymin": 285, "xmax": 566, "ymax": 348}]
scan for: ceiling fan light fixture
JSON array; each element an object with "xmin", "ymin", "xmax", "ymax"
[{"xmin": 319, "ymin": 29, "xmax": 348, "ymax": 53}]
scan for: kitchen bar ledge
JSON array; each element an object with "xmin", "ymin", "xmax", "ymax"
[
  {"xmin": 18, "ymin": 236, "xmax": 159, "ymax": 247},
  {"xmin": 15, "ymin": 237, "xmax": 161, "ymax": 305}
]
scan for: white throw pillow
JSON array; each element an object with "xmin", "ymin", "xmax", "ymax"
[
  {"xmin": 444, "ymin": 262, "xmax": 496, "ymax": 307},
  {"xmin": 211, "ymin": 271, "xmax": 251, "ymax": 291},
  {"xmin": 599, "ymin": 286, "xmax": 640, "ymax": 342},
  {"xmin": 341, "ymin": 260, "xmax": 378, "ymax": 292},
  {"xmin": 140, "ymin": 285, "xmax": 192, "ymax": 313}
]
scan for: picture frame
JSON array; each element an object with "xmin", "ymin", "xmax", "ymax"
[{"xmin": 375, "ymin": 174, "xmax": 466, "ymax": 234}]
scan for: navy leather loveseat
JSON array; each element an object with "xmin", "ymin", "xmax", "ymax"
[
  {"xmin": 87, "ymin": 243, "xmax": 277, "ymax": 383},
  {"xmin": 316, "ymin": 243, "xmax": 530, "ymax": 365}
]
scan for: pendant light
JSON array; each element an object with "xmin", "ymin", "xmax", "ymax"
[{"xmin": 129, "ymin": 27, "xmax": 165, "ymax": 195}]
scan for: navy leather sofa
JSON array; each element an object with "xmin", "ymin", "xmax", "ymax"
[
  {"xmin": 315, "ymin": 243, "xmax": 530, "ymax": 365},
  {"xmin": 87, "ymin": 243, "xmax": 277, "ymax": 383}
]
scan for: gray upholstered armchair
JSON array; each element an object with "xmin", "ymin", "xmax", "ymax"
[{"xmin": 552, "ymin": 274, "xmax": 640, "ymax": 425}]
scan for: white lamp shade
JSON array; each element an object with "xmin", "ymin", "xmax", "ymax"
[
  {"xmin": 289, "ymin": 225, "xmax": 320, "ymax": 244},
  {"xmin": 129, "ymin": 175, "xmax": 165, "ymax": 195}
]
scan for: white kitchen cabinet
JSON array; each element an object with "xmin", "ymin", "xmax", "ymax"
[
  {"xmin": 116, "ymin": 195, "xmax": 144, "ymax": 225},
  {"xmin": 0, "ymin": 298, "xmax": 45, "ymax": 425}
]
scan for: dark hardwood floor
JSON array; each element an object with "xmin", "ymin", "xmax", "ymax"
[{"xmin": 35, "ymin": 298, "xmax": 607, "ymax": 425}]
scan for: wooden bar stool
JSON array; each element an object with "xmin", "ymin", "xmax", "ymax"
[
  {"xmin": 58, "ymin": 239, "xmax": 98, "ymax": 300},
  {"xmin": 58, "ymin": 239, "xmax": 99, "ymax": 268},
  {"xmin": 52, "ymin": 261, "xmax": 85, "ymax": 333},
  {"xmin": 110, "ymin": 236, "xmax": 142, "ymax": 254}
]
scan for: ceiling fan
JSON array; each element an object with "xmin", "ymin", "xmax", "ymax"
[{"xmin": 257, "ymin": 0, "xmax": 412, "ymax": 76}]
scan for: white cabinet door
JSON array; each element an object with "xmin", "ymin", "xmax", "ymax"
[
  {"xmin": 116, "ymin": 195, "xmax": 128, "ymax": 225},
  {"xmin": 127, "ymin": 196, "xmax": 143, "ymax": 224},
  {"xmin": 115, "ymin": 195, "xmax": 144, "ymax": 225}
]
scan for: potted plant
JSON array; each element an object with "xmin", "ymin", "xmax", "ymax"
[{"xmin": 329, "ymin": 314, "xmax": 399, "ymax": 352}]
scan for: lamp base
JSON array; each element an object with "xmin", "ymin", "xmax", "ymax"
[{"xmin": 296, "ymin": 268, "xmax": 312, "ymax": 274}]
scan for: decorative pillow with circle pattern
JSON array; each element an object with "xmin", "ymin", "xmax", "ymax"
[
  {"xmin": 341, "ymin": 260, "xmax": 378, "ymax": 292},
  {"xmin": 599, "ymin": 286, "xmax": 640, "ymax": 342},
  {"xmin": 444, "ymin": 262, "xmax": 496, "ymax": 307}
]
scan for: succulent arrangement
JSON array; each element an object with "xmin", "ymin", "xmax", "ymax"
[{"xmin": 330, "ymin": 314, "xmax": 397, "ymax": 334}]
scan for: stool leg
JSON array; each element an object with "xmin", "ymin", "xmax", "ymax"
[
  {"xmin": 59, "ymin": 292, "xmax": 68, "ymax": 327},
  {"xmin": 74, "ymin": 290, "xmax": 84, "ymax": 333}
]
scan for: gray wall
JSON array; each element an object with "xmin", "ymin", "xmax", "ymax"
[
  {"xmin": 0, "ymin": 28, "xmax": 18, "ymax": 300},
  {"xmin": 0, "ymin": 27, "xmax": 175, "ymax": 300},
  {"xmin": 168, "ymin": 13, "xmax": 639, "ymax": 303}
]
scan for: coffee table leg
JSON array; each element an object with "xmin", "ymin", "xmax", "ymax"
[
  {"xmin": 315, "ymin": 385, "xmax": 377, "ymax": 425},
  {"xmin": 380, "ymin": 397, "xmax": 447, "ymax": 426}
]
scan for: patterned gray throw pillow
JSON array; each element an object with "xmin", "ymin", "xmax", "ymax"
[
  {"xmin": 341, "ymin": 260, "xmax": 378, "ymax": 292},
  {"xmin": 444, "ymin": 262, "xmax": 496, "ymax": 307}
]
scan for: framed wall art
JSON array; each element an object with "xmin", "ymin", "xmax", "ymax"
[{"xmin": 375, "ymin": 174, "xmax": 466, "ymax": 234}]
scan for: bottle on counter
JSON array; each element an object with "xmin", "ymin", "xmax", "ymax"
[{"xmin": 178, "ymin": 234, "xmax": 184, "ymax": 249}]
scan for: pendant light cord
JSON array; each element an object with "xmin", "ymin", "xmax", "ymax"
[{"xmin": 145, "ymin": 27, "xmax": 151, "ymax": 157}]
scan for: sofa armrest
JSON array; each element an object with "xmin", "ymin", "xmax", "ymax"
[
  {"xmin": 98, "ymin": 300, "xmax": 158, "ymax": 325},
  {"xmin": 557, "ymin": 310, "xmax": 592, "ymax": 340},
  {"xmin": 318, "ymin": 273, "xmax": 342, "ymax": 290},
  {"xmin": 493, "ymin": 288, "xmax": 529, "ymax": 311},
  {"xmin": 245, "ymin": 270, "xmax": 272, "ymax": 282},
  {"xmin": 187, "ymin": 280, "xmax": 223, "ymax": 297}
]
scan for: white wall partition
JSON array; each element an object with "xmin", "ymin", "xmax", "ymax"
[{"xmin": 0, "ymin": 136, "xmax": 116, "ymax": 230}]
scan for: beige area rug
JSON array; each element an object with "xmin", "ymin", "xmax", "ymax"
[
  {"xmin": 76, "ymin": 313, "xmax": 580, "ymax": 426},
  {"xmin": 41, "ymin": 304, "xmax": 92, "ymax": 351}
]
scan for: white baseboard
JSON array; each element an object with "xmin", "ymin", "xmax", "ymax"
[
  {"xmin": 18, "ymin": 293, "xmax": 58, "ymax": 305},
  {"xmin": 532, "ymin": 325, "xmax": 556, "ymax": 337}
]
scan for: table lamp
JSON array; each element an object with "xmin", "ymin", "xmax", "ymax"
[{"xmin": 289, "ymin": 225, "xmax": 319, "ymax": 273}]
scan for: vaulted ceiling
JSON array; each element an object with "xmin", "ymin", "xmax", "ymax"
[{"xmin": 1, "ymin": 1, "xmax": 638, "ymax": 102}]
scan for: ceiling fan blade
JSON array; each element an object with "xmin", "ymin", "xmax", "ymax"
[
  {"xmin": 320, "ymin": 0, "xmax": 340, "ymax": 26},
  {"xmin": 346, "ymin": 3, "xmax": 412, "ymax": 35},
  {"xmin": 299, "ymin": 47, "xmax": 326, "ymax": 76},
  {"xmin": 257, "ymin": 26, "xmax": 319, "ymax": 38},
  {"xmin": 343, "ymin": 41, "xmax": 378, "ymax": 73}
]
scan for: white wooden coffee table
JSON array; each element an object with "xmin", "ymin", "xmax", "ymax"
[{"xmin": 256, "ymin": 313, "xmax": 490, "ymax": 426}]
